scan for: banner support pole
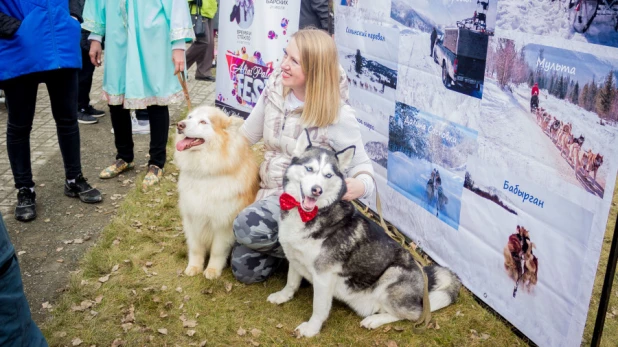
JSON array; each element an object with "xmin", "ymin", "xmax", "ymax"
[{"xmin": 591, "ymin": 213, "xmax": 618, "ymax": 347}]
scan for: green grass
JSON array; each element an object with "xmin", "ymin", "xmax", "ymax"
[{"xmin": 40, "ymin": 126, "xmax": 618, "ymax": 346}]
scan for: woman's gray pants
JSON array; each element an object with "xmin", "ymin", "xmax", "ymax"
[{"xmin": 231, "ymin": 195, "xmax": 285, "ymax": 284}]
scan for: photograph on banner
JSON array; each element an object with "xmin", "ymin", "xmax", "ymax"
[
  {"xmin": 355, "ymin": 108, "xmax": 389, "ymax": 170},
  {"xmin": 387, "ymin": 102, "xmax": 478, "ymax": 230},
  {"xmin": 335, "ymin": 17, "xmax": 399, "ymax": 102},
  {"xmin": 496, "ymin": 0, "xmax": 618, "ymax": 49},
  {"xmin": 215, "ymin": 0, "xmax": 300, "ymax": 118},
  {"xmin": 391, "ymin": 0, "xmax": 497, "ymax": 99},
  {"xmin": 348, "ymin": 86, "xmax": 393, "ymax": 136},
  {"xmin": 397, "ymin": 65, "xmax": 482, "ymax": 127},
  {"xmin": 482, "ymin": 37, "xmax": 618, "ymax": 199},
  {"xmin": 459, "ymin": 157, "xmax": 595, "ymax": 347}
]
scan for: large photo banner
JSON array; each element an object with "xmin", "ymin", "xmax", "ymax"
[
  {"xmin": 215, "ymin": 0, "xmax": 301, "ymax": 119},
  {"xmin": 336, "ymin": 1, "xmax": 618, "ymax": 346}
]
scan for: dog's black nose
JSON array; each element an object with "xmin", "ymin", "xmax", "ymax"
[
  {"xmin": 177, "ymin": 122, "xmax": 186, "ymax": 130},
  {"xmin": 311, "ymin": 185, "xmax": 322, "ymax": 197}
]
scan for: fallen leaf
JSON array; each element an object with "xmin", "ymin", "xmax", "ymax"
[
  {"xmin": 95, "ymin": 295, "xmax": 103, "ymax": 304},
  {"xmin": 73, "ymin": 238, "xmax": 84, "ymax": 244},
  {"xmin": 53, "ymin": 331, "xmax": 67, "ymax": 338},
  {"xmin": 152, "ymin": 296, "xmax": 161, "ymax": 303},
  {"xmin": 56, "ymin": 247, "xmax": 64, "ymax": 252},
  {"xmin": 39, "ymin": 183, "xmax": 45, "ymax": 187},
  {"xmin": 83, "ymin": 235, "xmax": 92, "ymax": 241},
  {"xmin": 42, "ymin": 302, "xmax": 52, "ymax": 309},
  {"xmin": 249, "ymin": 340, "xmax": 260, "ymax": 346},
  {"xmin": 17, "ymin": 251, "xmax": 26, "ymax": 256},
  {"xmin": 183, "ymin": 320, "xmax": 198, "ymax": 328},
  {"xmin": 98, "ymin": 274, "xmax": 110, "ymax": 283},
  {"xmin": 455, "ymin": 311, "xmax": 464, "ymax": 317},
  {"xmin": 112, "ymin": 239, "xmax": 120, "ymax": 246},
  {"xmin": 63, "ymin": 240, "xmax": 74, "ymax": 245},
  {"xmin": 480, "ymin": 333, "xmax": 490, "ymax": 340},
  {"xmin": 250, "ymin": 328, "xmax": 262, "ymax": 337},
  {"xmin": 145, "ymin": 262, "xmax": 153, "ymax": 267},
  {"xmin": 161, "ymin": 285, "xmax": 168, "ymax": 291},
  {"xmin": 176, "ymin": 287, "xmax": 183, "ymax": 293},
  {"xmin": 71, "ymin": 304, "xmax": 86, "ymax": 312},
  {"xmin": 237, "ymin": 327, "xmax": 246, "ymax": 336},
  {"xmin": 44, "ymin": 218, "xmax": 50, "ymax": 223},
  {"xmin": 186, "ymin": 330, "xmax": 196, "ymax": 337},
  {"xmin": 201, "ymin": 288, "xmax": 213, "ymax": 295},
  {"xmin": 179, "ymin": 314, "xmax": 187, "ymax": 322},
  {"xmin": 122, "ymin": 305, "xmax": 135, "ymax": 323},
  {"xmin": 393, "ymin": 326, "xmax": 404, "ymax": 332},
  {"xmin": 159, "ymin": 311, "xmax": 168, "ymax": 318},
  {"xmin": 90, "ymin": 310, "xmax": 98, "ymax": 316},
  {"xmin": 72, "ymin": 337, "xmax": 83, "ymax": 346},
  {"xmin": 225, "ymin": 282, "xmax": 233, "ymax": 293},
  {"xmin": 184, "ymin": 295, "xmax": 190, "ymax": 302},
  {"xmin": 112, "ymin": 264, "xmax": 119, "ymax": 272},
  {"xmin": 383, "ymin": 326, "xmax": 391, "ymax": 333},
  {"xmin": 276, "ymin": 323, "xmax": 283, "ymax": 329},
  {"xmin": 57, "ymin": 258, "xmax": 64, "ymax": 263},
  {"xmin": 199, "ymin": 341, "xmax": 207, "ymax": 347},
  {"xmin": 121, "ymin": 323, "xmax": 133, "ymax": 332},
  {"xmin": 111, "ymin": 338, "xmax": 125, "ymax": 347},
  {"xmin": 386, "ymin": 341, "xmax": 398, "ymax": 347},
  {"xmin": 80, "ymin": 300, "xmax": 93, "ymax": 309},
  {"xmin": 157, "ymin": 328, "xmax": 168, "ymax": 335}
]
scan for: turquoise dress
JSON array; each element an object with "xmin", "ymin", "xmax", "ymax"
[{"xmin": 82, "ymin": 0, "xmax": 195, "ymax": 109}]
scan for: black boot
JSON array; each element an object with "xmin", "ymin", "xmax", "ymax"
[
  {"xmin": 64, "ymin": 173, "xmax": 103, "ymax": 203},
  {"xmin": 15, "ymin": 188, "xmax": 36, "ymax": 222}
]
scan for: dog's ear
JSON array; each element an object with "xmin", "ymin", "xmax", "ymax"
[
  {"xmin": 293, "ymin": 129, "xmax": 312, "ymax": 156},
  {"xmin": 335, "ymin": 145, "xmax": 356, "ymax": 171}
]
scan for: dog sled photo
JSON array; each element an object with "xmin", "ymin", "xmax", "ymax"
[
  {"xmin": 387, "ymin": 102, "xmax": 478, "ymax": 230},
  {"xmin": 481, "ymin": 37, "xmax": 618, "ymax": 198},
  {"xmin": 391, "ymin": 0, "xmax": 496, "ymax": 100},
  {"xmin": 497, "ymin": 0, "xmax": 618, "ymax": 49}
]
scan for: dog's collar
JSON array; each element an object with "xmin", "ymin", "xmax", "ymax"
[{"xmin": 280, "ymin": 193, "xmax": 318, "ymax": 223}]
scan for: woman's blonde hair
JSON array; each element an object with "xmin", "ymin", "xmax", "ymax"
[{"xmin": 287, "ymin": 29, "xmax": 341, "ymax": 128}]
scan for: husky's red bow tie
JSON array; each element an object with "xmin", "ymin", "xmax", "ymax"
[{"xmin": 279, "ymin": 193, "xmax": 318, "ymax": 223}]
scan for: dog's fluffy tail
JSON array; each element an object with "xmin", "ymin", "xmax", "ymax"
[{"xmin": 424, "ymin": 265, "xmax": 461, "ymax": 312}]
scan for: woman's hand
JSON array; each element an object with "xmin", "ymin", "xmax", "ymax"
[
  {"xmin": 89, "ymin": 40, "xmax": 103, "ymax": 67},
  {"xmin": 173, "ymin": 49, "xmax": 185, "ymax": 75},
  {"xmin": 342, "ymin": 178, "xmax": 365, "ymax": 201}
]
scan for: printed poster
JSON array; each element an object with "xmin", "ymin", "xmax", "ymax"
[
  {"xmin": 336, "ymin": 1, "xmax": 618, "ymax": 346},
  {"xmin": 215, "ymin": 0, "xmax": 301, "ymax": 119}
]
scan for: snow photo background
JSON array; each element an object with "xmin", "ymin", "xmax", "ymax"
[{"xmin": 335, "ymin": 1, "xmax": 618, "ymax": 346}]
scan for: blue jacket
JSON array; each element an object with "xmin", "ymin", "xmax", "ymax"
[{"xmin": 0, "ymin": 0, "xmax": 83, "ymax": 82}]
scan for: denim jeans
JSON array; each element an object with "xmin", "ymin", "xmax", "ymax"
[
  {"xmin": 0, "ymin": 214, "xmax": 48, "ymax": 346},
  {"xmin": 3, "ymin": 69, "xmax": 82, "ymax": 188}
]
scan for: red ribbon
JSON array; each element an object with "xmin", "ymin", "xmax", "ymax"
[{"xmin": 279, "ymin": 192, "xmax": 318, "ymax": 223}]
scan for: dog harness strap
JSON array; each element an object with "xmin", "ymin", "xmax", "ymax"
[
  {"xmin": 279, "ymin": 193, "xmax": 318, "ymax": 223},
  {"xmin": 352, "ymin": 171, "xmax": 432, "ymax": 327}
]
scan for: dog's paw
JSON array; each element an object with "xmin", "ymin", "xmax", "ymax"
[
  {"xmin": 184, "ymin": 265, "xmax": 203, "ymax": 277},
  {"xmin": 294, "ymin": 322, "xmax": 320, "ymax": 338},
  {"xmin": 360, "ymin": 316, "xmax": 388, "ymax": 330},
  {"xmin": 267, "ymin": 290, "xmax": 293, "ymax": 305},
  {"xmin": 203, "ymin": 267, "xmax": 221, "ymax": 280}
]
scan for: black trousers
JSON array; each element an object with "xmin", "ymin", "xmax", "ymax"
[
  {"xmin": 109, "ymin": 105, "xmax": 169, "ymax": 168},
  {"xmin": 77, "ymin": 49, "xmax": 96, "ymax": 110},
  {"xmin": 2, "ymin": 69, "xmax": 82, "ymax": 189}
]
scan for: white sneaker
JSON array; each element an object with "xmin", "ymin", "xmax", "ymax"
[{"xmin": 109, "ymin": 112, "xmax": 150, "ymax": 134}]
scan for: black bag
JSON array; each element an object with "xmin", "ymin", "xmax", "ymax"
[{"xmin": 193, "ymin": 0, "xmax": 206, "ymax": 37}]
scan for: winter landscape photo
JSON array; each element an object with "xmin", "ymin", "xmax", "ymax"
[
  {"xmin": 387, "ymin": 102, "xmax": 478, "ymax": 230},
  {"xmin": 391, "ymin": 0, "xmax": 497, "ymax": 99},
  {"xmin": 497, "ymin": 0, "xmax": 618, "ymax": 49},
  {"xmin": 482, "ymin": 37, "xmax": 618, "ymax": 198},
  {"xmin": 340, "ymin": 46, "xmax": 399, "ymax": 102},
  {"xmin": 459, "ymin": 158, "xmax": 595, "ymax": 347}
]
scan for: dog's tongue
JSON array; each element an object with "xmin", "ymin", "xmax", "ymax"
[
  {"xmin": 302, "ymin": 197, "xmax": 317, "ymax": 211},
  {"xmin": 176, "ymin": 138, "xmax": 195, "ymax": 151}
]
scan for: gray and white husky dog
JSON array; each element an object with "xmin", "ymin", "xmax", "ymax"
[{"xmin": 268, "ymin": 131, "xmax": 461, "ymax": 338}]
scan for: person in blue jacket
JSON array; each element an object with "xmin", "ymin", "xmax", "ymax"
[
  {"xmin": 0, "ymin": 212, "xmax": 48, "ymax": 346},
  {"xmin": 0, "ymin": 0, "xmax": 102, "ymax": 223}
]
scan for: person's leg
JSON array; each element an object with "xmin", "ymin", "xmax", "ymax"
[
  {"xmin": 196, "ymin": 18, "xmax": 215, "ymax": 79},
  {"xmin": 44, "ymin": 69, "xmax": 102, "ymax": 203},
  {"xmin": 145, "ymin": 105, "xmax": 169, "ymax": 169},
  {"xmin": 77, "ymin": 49, "xmax": 103, "ymax": 120},
  {"xmin": 186, "ymin": 17, "xmax": 213, "ymax": 80},
  {"xmin": 3, "ymin": 74, "xmax": 39, "ymax": 221},
  {"xmin": 231, "ymin": 196, "xmax": 285, "ymax": 284},
  {"xmin": 0, "ymin": 215, "xmax": 48, "ymax": 346},
  {"xmin": 99, "ymin": 105, "xmax": 135, "ymax": 179},
  {"xmin": 3, "ymin": 74, "xmax": 38, "ymax": 190}
]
